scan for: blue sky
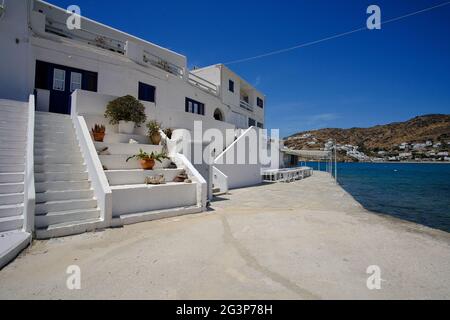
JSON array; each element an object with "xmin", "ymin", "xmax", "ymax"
[{"xmin": 49, "ymin": 0, "xmax": 450, "ymax": 137}]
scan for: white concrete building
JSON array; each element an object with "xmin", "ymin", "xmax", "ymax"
[{"xmin": 0, "ymin": 0, "xmax": 290, "ymax": 267}]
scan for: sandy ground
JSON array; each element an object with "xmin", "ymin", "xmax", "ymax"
[{"xmin": 0, "ymin": 172, "xmax": 449, "ymax": 299}]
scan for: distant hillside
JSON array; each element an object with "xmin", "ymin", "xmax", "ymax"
[{"xmin": 284, "ymin": 114, "xmax": 450, "ymax": 162}]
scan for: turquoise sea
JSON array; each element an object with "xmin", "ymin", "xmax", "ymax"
[{"xmin": 306, "ymin": 162, "xmax": 450, "ymax": 233}]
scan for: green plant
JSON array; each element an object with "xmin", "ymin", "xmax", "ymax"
[
  {"xmin": 91, "ymin": 124, "xmax": 105, "ymax": 134},
  {"xmin": 146, "ymin": 120, "xmax": 161, "ymax": 136},
  {"xmin": 163, "ymin": 128, "xmax": 173, "ymax": 139},
  {"xmin": 104, "ymin": 95, "xmax": 146, "ymax": 126},
  {"xmin": 126, "ymin": 149, "xmax": 169, "ymax": 162}
]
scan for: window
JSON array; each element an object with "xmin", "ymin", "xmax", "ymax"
[
  {"xmin": 229, "ymin": 80, "xmax": 234, "ymax": 93},
  {"xmin": 70, "ymin": 72, "xmax": 82, "ymax": 92},
  {"xmin": 53, "ymin": 69, "xmax": 65, "ymax": 91},
  {"xmin": 138, "ymin": 82, "xmax": 156, "ymax": 103},
  {"xmin": 248, "ymin": 118, "xmax": 256, "ymax": 127},
  {"xmin": 185, "ymin": 98, "xmax": 205, "ymax": 116},
  {"xmin": 257, "ymin": 122, "xmax": 264, "ymax": 129},
  {"xmin": 257, "ymin": 97, "xmax": 264, "ymax": 108}
]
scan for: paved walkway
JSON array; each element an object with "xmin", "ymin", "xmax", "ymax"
[{"xmin": 0, "ymin": 172, "xmax": 449, "ymax": 299}]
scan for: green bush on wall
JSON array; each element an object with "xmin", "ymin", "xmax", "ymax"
[{"xmin": 104, "ymin": 95, "xmax": 147, "ymax": 127}]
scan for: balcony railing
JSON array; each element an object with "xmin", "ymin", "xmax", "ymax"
[
  {"xmin": 188, "ymin": 73, "xmax": 219, "ymax": 96},
  {"xmin": 143, "ymin": 50, "xmax": 184, "ymax": 78},
  {"xmin": 45, "ymin": 19, "xmax": 126, "ymax": 54},
  {"xmin": 240, "ymin": 100, "xmax": 253, "ymax": 111},
  {"xmin": 43, "ymin": 18, "xmax": 184, "ymax": 78}
]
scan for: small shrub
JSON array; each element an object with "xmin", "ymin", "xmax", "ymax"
[{"xmin": 104, "ymin": 95, "xmax": 146, "ymax": 126}]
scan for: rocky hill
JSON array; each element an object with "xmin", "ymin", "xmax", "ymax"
[{"xmin": 284, "ymin": 114, "xmax": 450, "ymax": 162}]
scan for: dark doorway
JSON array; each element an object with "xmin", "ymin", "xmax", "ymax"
[
  {"xmin": 213, "ymin": 108, "xmax": 224, "ymax": 121},
  {"xmin": 35, "ymin": 60, "xmax": 98, "ymax": 114}
]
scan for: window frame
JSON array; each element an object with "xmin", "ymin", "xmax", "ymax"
[
  {"xmin": 53, "ymin": 68, "xmax": 66, "ymax": 91},
  {"xmin": 248, "ymin": 117, "xmax": 256, "ymax": 127},
  {"xmin": 185, "ymin": 97, "xmax": 205, "ymax": 116},
  {"xmin": 138, "ymin": 82, "xmax": 156, "ymax": 103},
  {"xmin": 228, "ymin": 79, "xmax": 234, "ymax": 93},
  {"xmin": 257, "ymin": 97, "xmax": 264, "ymax": 108},
  {"xmin": 70, "ymin": 72, "xmax": 82, "ymax": 93}
]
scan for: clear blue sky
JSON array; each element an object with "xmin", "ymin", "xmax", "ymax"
[{"xmin": 49, "ymin": 0, "xmax": 450, "ymax": 137}]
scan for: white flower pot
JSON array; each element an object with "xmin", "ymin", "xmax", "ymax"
[{"xmin": 118, "ymin": 121, "xmax": 135, "ymax": 134}]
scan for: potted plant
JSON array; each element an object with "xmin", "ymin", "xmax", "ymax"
[
  {"xmin": 163, "ymin": 128, "xmax": 173, "ymax": 139},
  {"xmin": 91, "ymin": 124, "xmax": 106, "ymax": 142},
  {"xmin": 126, "ymin": 149, "xmax": 169, "ymax": 170},
  {"xmin": 104, "ymin": 95, "xmax": 146, "ymax": 134},
  {"xmin": 147, "ymin": 120, "xmax": 162, "ymax": 145}
]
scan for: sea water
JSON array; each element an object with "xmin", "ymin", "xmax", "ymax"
[{"xmin": 306, "ymin": 162, "xmax": 450, "ymax": 233}]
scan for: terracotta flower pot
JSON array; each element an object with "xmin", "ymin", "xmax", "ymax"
[
  {"xmin": 150, "ymin": 132, "xmax": 161, "ymax": 145},
  {"xmin": 93, "ymin": 132, "xmax": 105, "ymax": 142},
  {"xmin": 140, "ymin": 158, "xmax": 155, "ymax": 170}
]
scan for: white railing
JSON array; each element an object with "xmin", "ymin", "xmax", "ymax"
[
  {"xmin": 45, "ymin": 19, "xmax": 126, "ymax": 54},
  {"xmin": 213, "ymin": 167, "xmax": 228, "ymax": 195},
  {"xmin": 71, "ymin": 114, "xmax": 112, "ymax": 226},
  {"xmin": 240, "ymin": 100, "xmax": 253, "ymax": 111},
  {"xmin": 143, "ymin": 50, "xmax": 184, "ymax": 78},
  {"xmin": 172, "ymin": 154, "xmax": 208, "ymax": 210},
  {"xmin": 23, "ymin": 95, "xmax": 36, "ymax": 234},
  {"xmin": 188, "ymin": 73, "xmax": 219, "ymax": 96}
]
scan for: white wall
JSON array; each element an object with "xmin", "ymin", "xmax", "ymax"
[{"xmin": 0, "ymin": 0, "xmax": 33, "ymax": 101}]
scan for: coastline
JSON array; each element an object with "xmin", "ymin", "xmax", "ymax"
[{"xmin": 1, "ymin": 172, "xmax": 449, "ymax": 299}]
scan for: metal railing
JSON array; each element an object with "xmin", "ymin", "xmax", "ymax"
[
  {"xmin": 143, "ymin": 50, "xmax": 184, "ymax": 78},
  {"xmin": 188, "ymin": 73, "xmax": 219, "ymax": 96},
  {"xmin": 45, "ymin": 19, "xmax": 126, "ymax": 54},
  {"xmin": 240, "ymin": 99, "xmax": 253, "ymax": 111}
]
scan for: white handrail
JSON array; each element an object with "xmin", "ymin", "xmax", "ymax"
[
  {"xmin": 23, "ymin": 94, "xmax": 35, "ymax": 234},
  {"xmin": 172, "ymin": 153, "xmax": 207, "ymax": 210},
  {"xmin": 72, "ymin": 114, "xmax": 112, "ymax": 226},
  {"xmin": 213, "ymin": 167, "xmax": 228, "ymax": 194}
]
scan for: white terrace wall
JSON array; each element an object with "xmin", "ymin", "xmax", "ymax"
[
  {"xmin": 72, "ymin": 90, "xmax": 237, "ymax": 153},
  {"xmin": 214, "ymin": 127, "xmax": 263, "ymax": 189}
]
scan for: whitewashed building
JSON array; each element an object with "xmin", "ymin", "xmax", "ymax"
[{"xmin": 0, "ymin": 0, "xmax": 281, "ymax": 267}]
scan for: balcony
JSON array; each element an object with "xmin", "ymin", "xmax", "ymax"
[
  {"xmin": 188, "ymin": 73, "xmax": 219, "ymax": 96},
  {"xmin": 239, "ymin": 100, "xmax": 253, "ymax": 112},
  {"xmin": 143, "ymin": 50, "xmax": 184, "ymax": 78}
]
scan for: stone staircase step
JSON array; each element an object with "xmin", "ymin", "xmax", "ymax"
[
  {"xmin": 35, "ymin": 218, "xmax": 101, "ymax": 239},
  {"xmin": 35, "ymin": 208, "xmax": 100, "ymax": 228},
  {"xmin": 94, "ymin": 141, "xmax": 162, "ymax": 155},
  {"xmin": 0, "ymin": 165, "xmax": 25, "ymax": 173},
  {"xmin": 0, "ymin": 183, "xmax": 24, "ymax": 194},
  {"xmin": 0, "ymin": 149, "xmax": 26, "ymax": 157},
  {"xmin": 34, "ymin": 155, "xmax": 83, "ymax": 165},
  {"xmin": 36, "ymin": 198, "xmax": 97, "ymax": 215},
  {"xmin": 0, "ymin": 203, "xmax": 24, "ymax": 218},
  {"xmin": 35, "ymin": 171, "xmax": 89, "ymax": 183},
  {"xmin": 113, "ymin": 205, "xmax": 201, "ymax": 226},
  {"xmin": 35, "ymin": 180, "xmax": 91, "ymax": 193},
  {"xmin": 105, "ymin": 168, "xmax": 183, "ymax": 186},
  {"xmin": 36, "ymin": 189, "xmax": 94, "ymax": 203},
  {"xmin": 0, "ymin": 156, "xmax": 25, "ymax": 165},
  {"xmin": 0, "ymin": 173, "xmax": 24, "ymax": 184},
  {"xmin": 34, "ymin": 163, "xmax": 86, "ymax": 173},
  {"xmin": 110, "ymin": 182, "xmax": 197, "ymax": 216},
  {"xmin": 0, "ymin": 216, "xmax": 23, "ymax": 233},
  {"xmin": 0, "ymin": 193, "xmax": 24, "ymax": 206}
]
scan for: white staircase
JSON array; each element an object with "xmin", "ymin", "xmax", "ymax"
[
  {"xmin": 0, "ymin": 100, "xmax": 31, "ymax": 269},
  {"xmin": 0, "ymin": 102, "xmax": 27, "ymax": 233},
  {"xmin": 95, "ymin": 132, "xmax": 201, "ymax": 226},
  {"xmin": 34, "ymin": 112, "xmax": 101, "ymax": 239}
]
